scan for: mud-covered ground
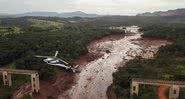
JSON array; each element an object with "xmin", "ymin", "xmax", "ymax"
[
  {"xmin": 14, "ymin": 26, "xmax": 170, "ymax": 99},
  {"xmin": 13, "ymin": 71, "xmax": 75, "ymax": 99},
  {"xmin": 58, "ymin": 26, "xmax": 170, "ymax": 99}
]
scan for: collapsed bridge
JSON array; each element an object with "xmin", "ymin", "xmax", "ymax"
[
  {"xmin": 0, "ymin": 68, "xmax": 40, "ymax": 93},
  {"xmin": 131, "ymin": 78, "xmax": 185, "ymax": 99}
]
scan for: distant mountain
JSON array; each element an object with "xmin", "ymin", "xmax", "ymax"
[
  {"xmin": 59, "ymin": 11, "xmax": 100, "ymax": 18},
  {"xmin": 15, "ymin": 12, "xmax": 59, "ymax": 17},
  {"xmin": 0, "ymin": 13, "xmax": 12, "ymax": 18},
  {"xmin": 137, "ymin": 8, "xmax": 185, "ymax": 16},
  {"xmin": 0, "ymin": 11, "xmax": 101, "ymax": 18}
]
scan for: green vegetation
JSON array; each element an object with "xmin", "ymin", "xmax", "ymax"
[
  {"xmin": 0, "ymin": 28, "xmax": 122, "ymax": 81},
  {"xmin": 0, "ymin": 26, "xmax": 21, "ymax": 35},
  {"xmin": 21, "ymin": 95, "xmax": 32, "ymax": 99},
  {"xmin": 5, "ymin": 62, "xmax": 16, "ymax": 69},
  {"xmin": 27, "ymin": 18, "xmax": 64, "ymax": 28},
  {"xmin": 0, "ymin": 17, "xmax": 123, "ymax": 98},
  {"xmin": 112, "ymin": 23, "xmax": 185, "ymax": 99},
  {"xmin": 0, "ymin": 27, "xmax": 8, "ymax": 33},
  {"xmin": 0, "ymin": 16, "xmax": 185, "ymax": 98},
  {"xmin": 0, "ymin": 75, "xmax": 29, "ymax": 99}
]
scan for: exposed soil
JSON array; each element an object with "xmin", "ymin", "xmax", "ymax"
[
  {"xmin": 136, "ymin": 38, "xmax": 172, "ymax": 47},
  {"xmin": 125, "ymin": 32, "xmax": 137, "ymax": 36},
  {"xmin": 75, "ymin": 34, "xmax": 126, "ymax": 70},
  {"xmin": 36, "ymin": 71, "xmax": 75, "ymax": 99},
  {"xmin": 62, "ymin": 28, "xmax": 144, "ymax": 99},
  {"xmin": 13, "ymin": 34, "xmax": 125, "ymax": 99},
  {"xmin": 58, "ymin": 26, "xmax": 171, "ymax": 99},
  {"xmin": 158, "ymin": 85, "xmax": 169, "ymax": 99},
  {"xmin": 74, "ymin": 52, "xmax": 103, "ymax": 66},
  {"xmin": 88, "ymin": 34, "xmax": 125, "ymax": 49},
  {"xmin": 13, "ymin": 83, "xmax": 32, "ymax": 99},
  {"xmin": 14, "ymin": 27, "xmax": 172, "ymax": 99},
  {"xmin": 13, "ymin": 71, "xmax": 75, "ymax": 99},
  {"xmin": 107, "ymin": 85, "xmax": 117, "ymax": 99}
]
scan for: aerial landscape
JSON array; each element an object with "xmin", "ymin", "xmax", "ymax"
[{"xmin": 0, "ymin": 0, "xmax": 185, "ymax": 99}]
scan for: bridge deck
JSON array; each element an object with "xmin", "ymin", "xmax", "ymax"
[
  {"xmin": 0, "ymin": 68, "xmax": 38, "ymax": 75},
  {"xmin": 133, "ymin": 78, "xmax": 185, "ymax": 87}
]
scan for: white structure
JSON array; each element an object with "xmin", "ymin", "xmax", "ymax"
[
  {"xmin": 109, "ymin": 26, "xmax": 126, "ymax": 30},
  {"xmin": 0, "ymin": 69, "xmax": 40, "ymax": 93},
  {"xmin": 125, "ymin": 25, "xmax": 140, "ymax": 33},
  {"xmin": 131, "ymin": 78, "xmax": 185, "ymax": 99},
  {"xmin": 109, "ymin": 25, "xmax": 140, "ymax": 33}
]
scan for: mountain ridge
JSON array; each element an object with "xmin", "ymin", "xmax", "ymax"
[
  {"xmin": 1, "ymin": 8, "xmax": 185, "ymax": 18},
  {"xmin": 137, "ymin": 8, "xmax": 185, "ymax": 16},
  {"xmin": 0, "ymin": 11, "xmax": 101, "ymax": 18}
]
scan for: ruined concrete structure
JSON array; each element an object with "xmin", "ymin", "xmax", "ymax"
[
  {"xmin": 0, "ymin": 69, "xmax": 40, "ymax": 93},
  {"xmin": 131, "ymin": 78, "xmax": 185, "ymax": 99}
]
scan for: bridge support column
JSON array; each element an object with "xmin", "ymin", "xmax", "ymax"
[
  {"xmin": 31, "ymin": 73, "xmax": 40, "ymax": 93},
  {"xmin": 131, "ymin": 82, "xmax": 139, "ymax": 96},
  {"xmin": 169, "ymin": 85, "xmax": 180, "ymax": 99},
  {"xmin": 2, "ymin": 71, "xmax": 12, "ymax": 86}
]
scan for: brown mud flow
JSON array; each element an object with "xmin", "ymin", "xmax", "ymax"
[
  {"xmin": 158, "ymin": 85, "xmax": 169, "ymax": 99},
  {"xmin": 14, "ymin": 71, "xmax": 75, "ymax": 99},
  {"xmin": 59, "ymin": 26, "xmax": 171, "ymax": 99},
  {"xmin": 14, "ymin": 26, "xmax": 171, "ymax": 99}
]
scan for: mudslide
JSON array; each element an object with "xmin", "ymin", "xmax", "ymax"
[{"xmin": 59, "ymin": 26, "xmax": 169, "ymax": 99}]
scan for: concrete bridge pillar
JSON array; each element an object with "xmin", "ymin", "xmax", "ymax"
[
  {"xmin": 131, "ymin": 82, "xmax": 139, "ymax": 96},
  {"xmin": 2, "ymin": 71, "xmax": 12, "ymax": 86},
  {"xmin": 169, "ymin": 85, "xmax": 180, "ymax": 99},
  {"xmin": 31, "ymin": 73, "xmax": 40, "ymax": 93}
]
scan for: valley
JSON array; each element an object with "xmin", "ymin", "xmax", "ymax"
[
  {"xmin": 59, "ymin": 26, "xmax": 170, "ymax": 99},
  {"xmin": 0, "ymin": 9, "xmax": 185, "ymax": 99}
]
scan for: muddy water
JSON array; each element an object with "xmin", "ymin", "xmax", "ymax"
[{"xmin": 59, "ymin": 26, "xmax": 169, "ymax": 99}]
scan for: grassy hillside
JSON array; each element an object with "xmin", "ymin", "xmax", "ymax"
[
  {"xmin": 0, "ymin": 17, "xmax": 69, "ymax": 29},
  {"xmin": 27, "ymin": 18, "xmax": 64, "ymax": 28},
  {"xmin": 0, "ymin": 26, "xmax": 21, "ymax": 35}
]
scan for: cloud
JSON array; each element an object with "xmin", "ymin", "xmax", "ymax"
[{"xmin": 0, "ymin": 0, "xmax": 184, "ymax": 15}]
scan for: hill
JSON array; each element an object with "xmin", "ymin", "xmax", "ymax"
[
  {"xmin": 59, "ymin": 11, "xmax": 100, "ymax": 18},
  {"xmin": 137, "ymin": 8, "xmax": 185, "ymax": 16},
  {"xmin": 27, "ymin": 18, "xmax": 64, "ymax": 28},
  {"xmin": 0, "ymin": 11, "xmax": 100, "ymax": 18}
]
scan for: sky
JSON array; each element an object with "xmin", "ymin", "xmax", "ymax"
[{"xmin": 0, "ymin": 0, "xmax": 185, "ymax": 15}]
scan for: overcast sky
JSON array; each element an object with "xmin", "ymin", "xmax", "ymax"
[{"xmin": 0, "ymin": 0, "xmax": 185, "ymax": 15}]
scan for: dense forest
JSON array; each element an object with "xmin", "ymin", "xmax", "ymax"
[{"xmin": 111, "ymin": 23, "xmax": 185, "ymax": 99}]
